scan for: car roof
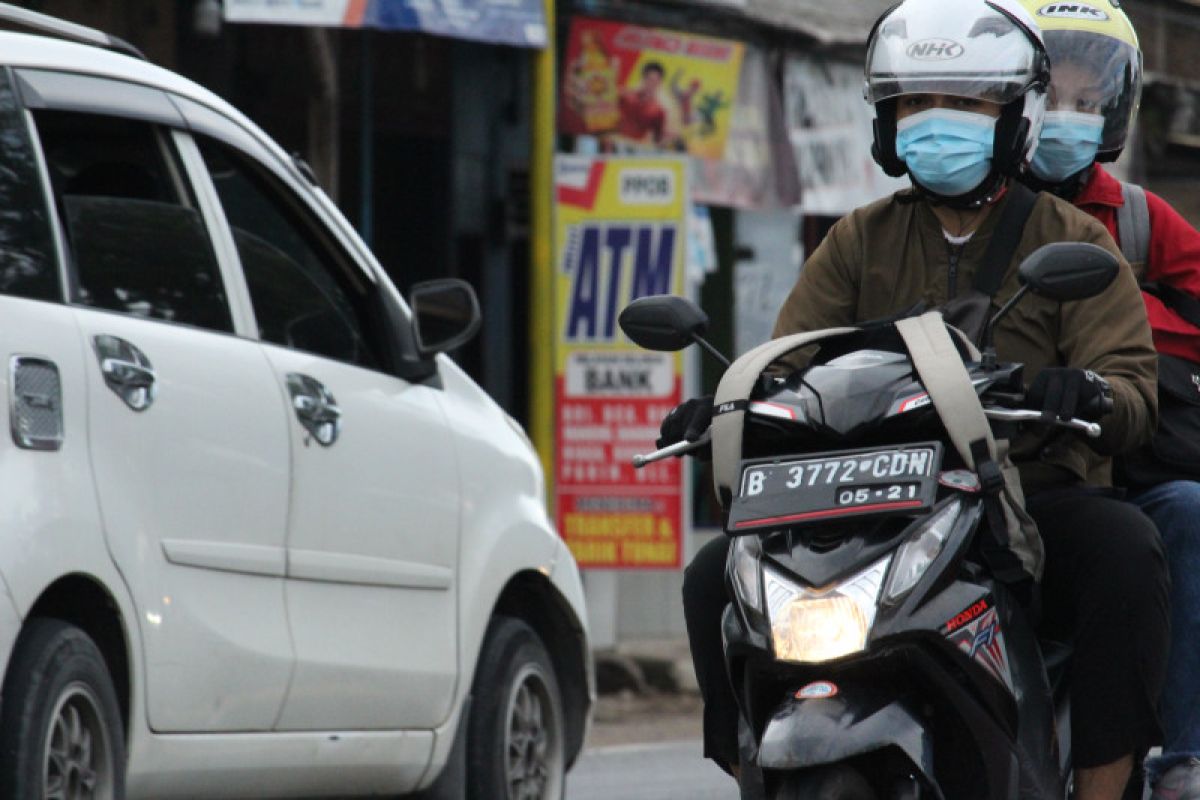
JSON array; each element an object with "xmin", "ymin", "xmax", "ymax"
[{"xmin": 0, "ymin": 29, "xmax": 296, "ymax": 174}]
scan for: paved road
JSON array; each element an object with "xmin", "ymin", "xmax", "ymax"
[{"xmin": 567, "ymin": 739, "xmax": 738, "ymax": 800}]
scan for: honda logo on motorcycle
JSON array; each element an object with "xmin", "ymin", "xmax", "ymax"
[{"xmin": 906, "ymin": 39, "xmax": 964, "ymax": 60}]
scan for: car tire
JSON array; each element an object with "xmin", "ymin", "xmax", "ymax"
[
  {"xmin": 466, "ymin": 616, "xmax": 565, "ymax": 800},
  {"xmin": 0, "ymin": 618, "xmax": 126, "ymax": 800}
]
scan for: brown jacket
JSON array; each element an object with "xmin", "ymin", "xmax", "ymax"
[{"xmin": 772, "ymin": 187, "xmax": 1157, "ymax": 494}]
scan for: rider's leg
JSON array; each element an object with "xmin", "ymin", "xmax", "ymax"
[
  {"xmin": 1028, "ymin": 490, "xmax": 1170, "ymax": 800},
  {"xmin": 681, "ymin": 534, "xmax": 737, "ymax": 775},
  {"xmin": 1075, "ymin": 756, "xmax": 1134, "ymax": 800},
  {"xmin": 1130, "ymin": 480, "xmax": 1200, "ymax": 793}
]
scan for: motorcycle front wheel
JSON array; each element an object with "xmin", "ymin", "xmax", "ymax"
[{"xmin": 773, "ymin": 765, "xmax": 878, "ymax": 800}]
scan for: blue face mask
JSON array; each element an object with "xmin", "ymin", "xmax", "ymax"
[
  {"xmin": 895, "ymin": 108, "xmax": 996, "ymax": 197},
  {"xmin": 1031, "ymin": 110, "xmax": 1105, "ymax": 183}
]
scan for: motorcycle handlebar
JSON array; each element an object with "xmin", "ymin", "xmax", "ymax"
[
  {"xmin": 632, "ymin": 430, "xmax": 711, "ymax": 467},
  {"xmin": 631, "ymin": 405, "xmax": 1102, "ymax": 468},
  {"xmin": 983, "ymin": 407, "xmax": 1102, "ymax": 438}
]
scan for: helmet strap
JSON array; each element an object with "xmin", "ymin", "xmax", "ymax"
[
  {"xmin": 911, "ymin": 169, "xmax": 1008, "ymax": 210},
  {"xmin": 871, "ymin": 98, "xmax": 907, "ymax": 177},
  {"xmin": 1023, "ymin": 164, "xmax": 1093, "ymax": 202}
]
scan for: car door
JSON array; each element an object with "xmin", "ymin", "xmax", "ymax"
[
  {"xmin": 23, "ymin": 79, "xmax": 294, "ymax": 733},
  {"xmin": 190, "ymin": 134, "xmax": 462, "ymax": 731}
]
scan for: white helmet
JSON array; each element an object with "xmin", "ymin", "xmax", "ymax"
[{"xmin": 865, "ymin": 0, "xmax": 1051, "ymax": 197}]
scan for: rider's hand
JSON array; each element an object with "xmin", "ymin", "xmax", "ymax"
[
  {"xmin": 1025, "ymin": 368, "xmax": 1114, "ymax": 422},
  {"xmin": 657, "ymin": 395, "xmax": 714, "ymax": 458}
]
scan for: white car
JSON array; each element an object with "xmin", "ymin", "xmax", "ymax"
[{"xmin": 0, "ymin": 6, "xmax": 591, "ymax": 799}]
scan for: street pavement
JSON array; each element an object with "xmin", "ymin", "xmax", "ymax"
[
  {"xmin": 567, "ymin": 739, "xmax": 738, "ymax": 800},
  {"xmin": 567, "ymin": 691, "xmax": 736, "ymax": 799}
]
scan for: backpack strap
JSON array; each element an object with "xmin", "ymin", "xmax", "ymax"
[
  {"xmin": 895, "ymin": 312, "xmax": 1037, "ymax": 584},
  {"xmin": 1141, "ymin": 280, "xmax": 1200, "ymax": 330},
  {"xmin": 1117, "ymin": 181, "xmax": 1150, "ymax": 268},
  {"xmin": 711, "ymin": 326, "xmax": 857, "ymax": 500},
  {"xmin": 973, "ymin": 182, "xmax": 1038, "ymax": 297},
  {"xmin": 894, "ymin": 312, "xmax": 997, "ymax": 467}
]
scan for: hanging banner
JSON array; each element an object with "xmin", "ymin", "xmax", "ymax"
[
  {"xmin": 224, "ymin": 0, "xmax": 547, "ymax": 48},
  {"xmin": 554, "ymin": 155, "xmax": 688, "ymax": 569},
  {"xmin": 559, "ymin": 18, "xmax": 744, "ymax": 161},
  {"xmin": 692, "ymin": 45, "xmax": 800, "ymax": 209},
  {"xmin": 785, "ymin": 55, "xmax": 908, "ymax": 215}
]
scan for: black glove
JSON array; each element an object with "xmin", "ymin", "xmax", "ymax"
[
  {"xmin": 1025, "ymin": 368, "xmax": 1114, "ymax": 422},
  {"xmin": 656, "ymin": 395, "xmax": 714, "ymax": 457}
]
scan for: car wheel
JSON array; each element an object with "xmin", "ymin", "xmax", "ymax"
[
  {"xmin": 0, "ymin": 618, "xmax": 125, "ymax": 800},
  {"xmin": 467, "ymin": 616, "xmax": 565, "ymax": 800}
]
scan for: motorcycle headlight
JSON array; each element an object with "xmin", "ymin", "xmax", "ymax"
[
  {"xmin": 729, "ymin": 535, "xmax": 762, "ymax": 614},
  {"xmin": 764, "ymin": 557, "xmax": 890, "ymax": 664},
  {"xmin": 883, "ymin": 498, "xmax": 963, "ymax": 604}
]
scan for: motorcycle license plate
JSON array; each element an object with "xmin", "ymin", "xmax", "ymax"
[{"xmin": 727, "ymin": 443, "xmax": 942, "ymax": 533}]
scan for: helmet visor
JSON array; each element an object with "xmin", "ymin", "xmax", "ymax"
[
  {"xmin": 1042, "ymin": 29, "xmax": 1141, "ymax": 154},
  {"xmin": 866, "ymin": 0, "xmax": 1043, "ymax": 105}
]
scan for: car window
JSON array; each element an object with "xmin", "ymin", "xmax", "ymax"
[
  {"xmin": 196, "ymin": 136, "xmax": 382, "ymax": 369},
  {"xmin": 32, "ymin": 109, "xmax": 233, "ymax": 333},
  {"xmin": 0, "ymin": 69, "xmax": 61, "ymax": 303}
]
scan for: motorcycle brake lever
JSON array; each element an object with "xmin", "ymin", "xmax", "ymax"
[{"xmin": 632, "ymin": 429, "xmax": 713, "ymax": 467}]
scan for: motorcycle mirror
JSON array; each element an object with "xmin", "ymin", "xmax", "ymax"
[
  {"xmin": 618, "ymin": 295, "xmax": 710, "ymax": 352},
  {"xmin": 619, "ymin": 295, "xmax": 731, "ymax": 366},
  {"xmin": 1018, "ymin": 242, "xmax": 1119, "ymax": 302},
  {"xmin": 979, "ymin": 243, "xmax": 1120, "ymax": 368}
]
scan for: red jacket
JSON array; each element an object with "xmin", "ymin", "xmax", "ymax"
[{"xmin": 1075, "ymin": 164, "xmax": 1200, "ymax": 363}]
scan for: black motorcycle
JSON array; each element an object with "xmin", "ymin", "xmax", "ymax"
[{"xmin": 620, "ymin": 242, "xmax": 1121, "ymax": 800}]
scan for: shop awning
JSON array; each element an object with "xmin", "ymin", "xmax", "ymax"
[
  {"xmin": 646, "ymin": 0, "xmax": 895, "ymax": 45},
  {"xmin": 224, "ymin": 0, "xmax": 548, "ymax": 48}
]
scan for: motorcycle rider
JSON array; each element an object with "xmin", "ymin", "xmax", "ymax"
[
  {"xmin": 673, "ymin": 1, "xmax": 1169, "ymax": 798},
  {"xmin": 1016, "ymin": 1, "xmax": 1200, "ymax": 795}
]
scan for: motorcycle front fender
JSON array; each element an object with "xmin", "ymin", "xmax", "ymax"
[{"xmin": 758, "ymin": 690, "xmax": 945, "ymax": 800}]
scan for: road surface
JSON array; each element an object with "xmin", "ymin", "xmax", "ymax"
[{"xmin": 568, "ymin": 739, "xmax": 738, "ymax": 800}]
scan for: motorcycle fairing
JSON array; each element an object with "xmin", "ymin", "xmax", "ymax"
[
  {"xmin": 757, "ymin": 689, "xmax": 945, "ymax": 800},
  {"xmin": 946, "ymin": 603, "xmax": 1015, "ymax": 691}
]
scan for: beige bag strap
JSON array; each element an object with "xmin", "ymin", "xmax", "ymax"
[
  {"xmin": 894, "ymin": 312, "xmax": 994, "ymax": 468},
  {"xmin": 711, "ymin": 327, "xmax": 857, "ymax": 497}
]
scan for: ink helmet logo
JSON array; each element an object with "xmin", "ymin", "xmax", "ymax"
[
  {"xmin": 906, "ymin": 39, "xmax": 965, "ymax": 60},
  {"xmin": 1037, "ymin": 3, "xmax": 1110, "ymax": 20}
]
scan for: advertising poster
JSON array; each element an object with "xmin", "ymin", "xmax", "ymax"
[
  {"xmin": 554, "ymin": 155, "xmax": 688, "ymax": 569},
  {"xmin": 692, "ymin": 46, "xmax": 799, "ymax": 209},
  {"xmin": 224, "ymin": 0, "xmax": 547, "ymax": 47},
  {"xmin": 559, "ymin": 18, "xmax": 744, "ymax": 161}
]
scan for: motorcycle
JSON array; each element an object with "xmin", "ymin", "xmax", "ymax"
[{"xmin": 619, "ymin": 242, "xmax": 1122, "ymax": 800}]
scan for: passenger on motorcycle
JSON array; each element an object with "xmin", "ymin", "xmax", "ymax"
[
  {"xmin": 673, "ymin": 1, "xmax": 1168, "ymax": 798},
  {"xmin": 1016, "ymin": 1, "xmax": 1200, "ymax": 795}
]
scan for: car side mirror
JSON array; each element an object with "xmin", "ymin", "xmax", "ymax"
[
  {"xmin": 410, "ymin": 279, "xmax": 482, "ymax": 357},
  {"xmin": 1018, "ymin": 242, "xmax": 1120, "ymax": 302},
  {"xmin": 618, "ymin": 295, "xmax": 710, "ymax": 352}
]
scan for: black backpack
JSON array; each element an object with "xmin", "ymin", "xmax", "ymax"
[{"xmin": 1114, "ymin": 182, "xmax": 1200, "ymax": 487}]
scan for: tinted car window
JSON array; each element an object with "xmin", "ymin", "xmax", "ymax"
[
  {"xmin": 33, "ymin": 109, "xmax": 233, "ymax": 332},
  {"xmin": 0, "ymin": 69, "xmax": 60, "ymax": 302},
  {"xmin": 197, "ymin": 137, "xmax": 382, "ymax": 369}
]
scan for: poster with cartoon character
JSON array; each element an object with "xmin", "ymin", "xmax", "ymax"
[{"xmin": 559, "ymin": 18, "xmax": 744, "ymax": 161}]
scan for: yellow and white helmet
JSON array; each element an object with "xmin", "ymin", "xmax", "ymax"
[{"xmin": 1018, "ymin": 0, "xmax": 1142, "ymax": 162}]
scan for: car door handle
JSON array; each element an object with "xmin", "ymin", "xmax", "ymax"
[
  {"xmin": 93, "ymin": 335, "xmax": 156, "ymax": 411},
  {"xmin": 286, "ymin": 373, "xmax": 341, "ymax": 446},
  {"xmin": 102, "ymin": 358, "xmax": 156, "ymax": 389}
]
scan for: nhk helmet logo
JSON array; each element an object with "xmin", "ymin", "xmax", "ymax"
[
  {"xmin": 906, "ymin": 39, "xmax": 964, "ymax": 60},
  {"xmin": 1038, "ymin": 3, "xmax": 1109, "ymax": 20}
]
